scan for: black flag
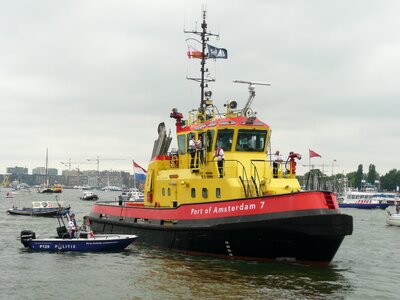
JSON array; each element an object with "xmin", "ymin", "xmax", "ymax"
[{"xmin": 207, "ymin": 44, "xmax": 228, "ymax": 59}]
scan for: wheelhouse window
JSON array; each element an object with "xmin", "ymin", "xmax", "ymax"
[
  {"xmin": 235, "ymin": 129, "xmax": 267, "ymax": 152},
  {"xmin": 216, "ymin": 129, "xmax": 234, "ymax": 152},
  {"xmin": 177, "ymin": 135, "xmax": 186, "ymax": 154}
]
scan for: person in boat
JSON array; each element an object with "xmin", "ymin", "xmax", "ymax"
[
  {"xmin": 189, "ymin": 135, "xmax": 196, "ymax": 168},
  {"xmin": 68, "ymin": 213, "xmax": 79, "ymax": 238},
  {"xmin": 213, "ymin": 145, "xmax": 224, "ymax": 178},
  {"xmin": 273, "ymin": 150, "xmax": 283, "ymax": 178},
  {"xmin": 195, "ymin": 136, "xmax": 204, "ymax": 167}
]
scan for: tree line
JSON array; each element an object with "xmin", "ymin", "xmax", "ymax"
[
  {"xmin": 340, "ymin": 164, "xmax": 399, "ymax": 192},
  {"xmin": 301, "ymin": 164, "xmax": 400, "ymax": 192}
]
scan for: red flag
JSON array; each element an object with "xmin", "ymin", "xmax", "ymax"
[
  {"xmin": 309, "ymin": 149, "xmax": 321, "ymax": 158},
  {"xmin": 187, "ymin": 45, "xmax": 203, "ymax": 59}
]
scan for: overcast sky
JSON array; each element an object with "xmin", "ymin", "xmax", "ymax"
[{"xmin": 1, "ymin": 0, "xmax": 399, "ymax": 176}]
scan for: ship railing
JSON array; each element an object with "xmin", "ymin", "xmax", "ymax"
[
  {"xmin": 251, "ymin": 159, "xmax": 298, "ymax": 193},
  {"xmin": 168, "ymin": 152, "xmax": 205, "ymax": 170},
  {"xmin": 167, "ymin": 154, "xmax": 265, "ymax": 196},
  {"xmin": 182, "ymin": 158, "xmax": 252, "ymax": 197},
  {"xmin": 168, "ymin": 153, "xmax": 287, "ymax": 179}
]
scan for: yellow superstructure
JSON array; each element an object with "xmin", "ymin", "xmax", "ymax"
[{"xmin": 144, "ymin": 95, "xmax": 301, "ymax": 208}]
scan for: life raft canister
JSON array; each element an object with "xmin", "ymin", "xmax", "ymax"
[
  {"xmin": 147, "ymin": 192, "xmax": 153, "ymax": 203},
  {"xmin": 171, "ymin": 155, "xmax": 179, "ymax": 168}
]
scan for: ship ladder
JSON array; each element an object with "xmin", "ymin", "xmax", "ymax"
[
  {"xmin": 240, "ymin": 178, "xmax": 258, "ymax": 197},
  {"xmin": 324, "ymin": 192, "xmax": 335, "ymax": 209},
  {"xmin": 200, "ymin": 167, "xmax": 214, "ymax": 179},
  {"xmin": 250, "ymin": 176, "xmax": 260, "ymax": 197},
  {"xmin": 238, "ymin": 176, "xmax": 249, "ymax": 197}
]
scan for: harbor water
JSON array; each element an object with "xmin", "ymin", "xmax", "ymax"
[{"xmin": 1, "ymin": 189, "xmax": 399, "ymax": 300}]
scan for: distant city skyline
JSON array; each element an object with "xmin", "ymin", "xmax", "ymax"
[{"xmin": 1, "ymin": 168, "xmax": 141, "ymax": 189}]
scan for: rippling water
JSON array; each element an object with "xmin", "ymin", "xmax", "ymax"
[{"xmin": 1, "ymin": 189, "xmax": 399, "ymax": 299}]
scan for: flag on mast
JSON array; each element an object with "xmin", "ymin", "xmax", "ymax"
[
  {"xmin": 207, "ymin": 44, "xmax": 228, "ymax": 59},
  {"xmin": 309, "ymin": 149, "xmax": 322, "ymax": 158},
  {"xmin": 132, "ymin": 161, "xmax": 147, "ymax": 182},
  {"xmin": 187, "ymin": 45, "xmax": 203, "ymax": 59}
]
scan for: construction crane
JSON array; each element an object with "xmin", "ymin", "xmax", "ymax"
[
  {"xmin": 60, "ymin": 159, "xmax": 97, "ymax": 187},
  {"xmin": 60, "ymin": 159, "xmax": 96, "ymax": 171},
  {"xmin": 86, "ymin": 156, "xmax": 126, "ymax": 187}
]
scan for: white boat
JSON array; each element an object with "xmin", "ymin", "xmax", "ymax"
[
  {"xmin": 120, "ymin": 188, "xmax": 144, "ymax": 202},
  {"xmin": 73, "ymin": 185, "xmax": 91, "ymax": 190},
  {"xmin": 80, "ymin": 191, "xmax": 99, "ymax": 201},
  {"xmin": 101, "ymin": 186, "xmax": 122, "ymax": 192},
  {"xmin": 339, "ymin": 191, "xmax": 390, "ymax": 209},
  {"xmin": 373, "ymin": 193, "xmax": 400, "ymax": 205},
  {"xmin": 386, "ymin": 206, "xmax": 400, "ymax": 226}
]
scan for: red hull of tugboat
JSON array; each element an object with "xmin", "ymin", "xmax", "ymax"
[{"xmin": 88, "ymin": 191, "xmax": 353, "ymax": 263}]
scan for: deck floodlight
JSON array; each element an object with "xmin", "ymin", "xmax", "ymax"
[{"xmin": 229, "ymin": 101, "xmax": 237, "ymax": 109}]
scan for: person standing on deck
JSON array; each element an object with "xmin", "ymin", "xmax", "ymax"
[
  {"xmin": 195, "ymin": 136, "xmax": 204, "ymax": 167},
  {"xmin": 273, "ymin": 150, "xmax": 283, "ymax": 178},
  {"xmin": 189, "ymin": 135, "xmax": 196, "ymax": 168},
  {"xmin": 213, "ymin": 146, "xmax": 224, "ymax": 178}
]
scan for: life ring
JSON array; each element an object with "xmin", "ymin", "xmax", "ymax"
[{"xmin": 171, "ymin": 155, "xmax": 179, "ymax": 168}]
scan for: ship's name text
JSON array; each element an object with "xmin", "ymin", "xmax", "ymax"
[{"xmin": 190, "ymin": 201, "xmax": 262, "ymax": 216}]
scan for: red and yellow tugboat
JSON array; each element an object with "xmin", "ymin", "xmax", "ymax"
[{"xmin": 88, "ymin": 10, "xmax": 352, "ymax": 264}]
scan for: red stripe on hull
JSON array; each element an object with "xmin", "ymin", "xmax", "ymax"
[{"xmin": 91, "ymin": 191, "xmax": 337, "ymax": 220}]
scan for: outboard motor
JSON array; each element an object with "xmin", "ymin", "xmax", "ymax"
[{"xmin": 20, "ymin": 230, "xmax": 36, "ymax": 248}]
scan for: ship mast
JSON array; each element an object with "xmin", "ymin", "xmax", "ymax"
[
  {"xmin": 45, "ymin": 148, "xmax": 49, "ymax": 186},
  {"xmin": 185, "ymin": 8, "xmax": 219, "ymax": 115}
]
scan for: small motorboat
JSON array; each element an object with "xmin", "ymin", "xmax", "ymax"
[
  {"xmin": 7, "ymin": 199, "xmax": 70, "ymax": 217},
  {"xmin": 20, "ymin": 214, "xmax": 137, "ymax": 252},
  {"xmin": 37, "ymin": 184, "xmax": 63, "ymax": 194},
  {"xmin": 386, "ymin": 207, "xmax": 400, "ymax": 226},
  {"xmin": 80, "ymin": 191, "xmax": 99, "ymax": 201},
  {"xmin": 119, "ymin": 188, "xmax": 144, "ymax": 202}
]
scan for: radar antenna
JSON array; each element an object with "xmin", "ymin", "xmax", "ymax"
[{"xmin": 233, "ymin": 80, "xmax": 271, "ymax": 117}]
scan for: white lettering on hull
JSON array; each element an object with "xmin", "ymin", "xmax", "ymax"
[{"xmin": 190, "ymin": 202, "xmax": 261, "ymax": 216}]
